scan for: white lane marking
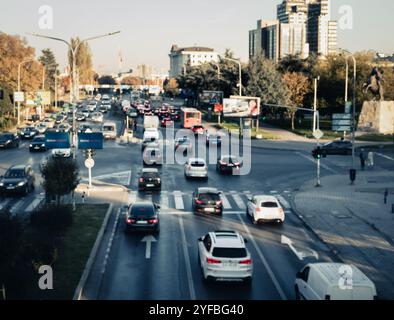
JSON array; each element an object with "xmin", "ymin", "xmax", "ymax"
[
  {"xmin": 101, "ymin": 208, "xmax": 120, "ymax": 275},
  {"xmin": 10, "ymin": 198, "xmax": 26, "ymax": 216},
  {"xmin": 0, "ymin": 198, "xmax": 11, "ymax": 211},
  {"xmin": 159, "ymin": 210, "xmax": 246, "ymax": 216},
  {"xmin": 270, "ymin": 190, "xmax": 278, "ymax": 194},
  {"xmin": 178, "ymin": 216, "xmax": 196, "ymax": 300},
  {"xmin": 142, "ymin": 235, "xmax": 157, "ymax": 260},
  {"xmin": 220, "ymin": 193, "xmax": 232, "ymax": 209},
  {"xmin": 376, "ymin": 152, "xmax": 394, "ymax": 161},
  {"xmin": 128, "ymin": 191, "xmax": 137, "ymax": 205},
  {"xmin": 230, "ymin": 191, "xmax": 246, "ymax": 210},
  {"xmin": 126, "ymin": 171, "xmax": 132, "ymax": 186},
  {"xmin": 276, "ymin": 195, "xmax": 291, "ymax": 209},
  {"xmin": 281, "ymin": 235, "xmax": 319, "ymax": 260},
  {"xmin": 237, "ymin": 214, "xmax": 287, "ymax": 300},
  {"xmin": 160, "ymin": 192, "xmax": 169, "ymax": 209},
  {"xmin": 174, "ymin": 191, "xmax": 184, "ymax": 210},
  {"xmin": 93, "ymin": 171, "xmax": 132, "ymax": 185},
  {"xmin": 25, "ymin": 195, "xmax": 45, "ymax": 213},
  {"xmin": 295, "ymin": 152, "xmax": 338, "ymax": 174}
]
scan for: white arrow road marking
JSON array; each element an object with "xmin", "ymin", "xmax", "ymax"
[
  {"xmin": 174, "ymin": 191, "xmax": 184, "ymax": 210},
  {"xmin": 142, "ymin": 235, "xmax": 157, "ymax": 259},
  {"xmin": 281, "ymin": 235, "xmax": 319, "ymax": 261},
  {"xmin": 91, "ymin": 170, "xmax": 132, "ymax": 185}
]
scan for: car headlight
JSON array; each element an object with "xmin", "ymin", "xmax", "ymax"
[
  {"xmin": 6, "ymin": 140, "xmax": 11, "ymax": 144},
  {"xmin": 29, "ymin": 144, "xmax": 33, "ymax": 147},
  {"xmin": 18, "ymin": 181, "xmax": 26, "ymax": 186},
  {"xmin": 0, "ymin": 182, "xmax": 4, "ymax": 187},
  {"xmin": 41, "ymin": 144, "xmax": 45, "ymax": 147}
]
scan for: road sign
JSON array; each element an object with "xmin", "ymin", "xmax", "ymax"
[
  {"xmin": 85, "ymin": 158, "xmax": 95, "ymax": 169},
  {"xmin": 332, "ymin": 119, "xmax": 352, "ymax": 126},
  {"xmin": 332, "ymin": 125, "xmax": 352, "ymax": 132},
  {"xmin": 332, "ymin": 113, "xmax": 352, "ymax": 120},
  {"xmin": 14, "ymin": 91, "xmax": 24, "ymax": 102},
  {"xmin": 313, "ymin": 129, "xmax": 324, "ymax": 140}
]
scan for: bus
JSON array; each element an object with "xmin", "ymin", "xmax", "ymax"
[{"xmin": 180, "ymin": 108, "xmax": 202, "ymax": 129}]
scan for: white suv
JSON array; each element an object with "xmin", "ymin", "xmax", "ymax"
[
  {"xmin": 184, "ymin": 158, "xmax": 208, "ymax": 179},
  {"xmin": 197, "ymin": 231, "xmax": 253, "ymax": 284},
  {"xmin": 246, "ymin": 195, "xmax": 285, "ymax": 225}
]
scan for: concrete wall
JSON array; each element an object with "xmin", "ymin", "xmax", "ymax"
[{"xmin": 358, "ymin": 101, "xmax": 394, "ymax": 134}]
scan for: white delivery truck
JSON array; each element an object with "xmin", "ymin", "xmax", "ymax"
[{"xmin": 144, "ymin": 115, "xmax": 160, "ymax": 130}]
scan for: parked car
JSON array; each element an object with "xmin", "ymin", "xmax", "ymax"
[
  {"xmin": 0, "ymin": 165, "xmax": 35, "ymax": 195},
  {"xmin": 124, "ymin": 202, "xmax": 160, "ymax": 233},
  {"xmin": 321, "ymin": 140, "xmax": 353, "ymax": 156},
  {"xmin": 192, "ymin": 187, "xmax": 223, "ymax": 216},
  {"xmin": 138, "ymin": 168, "xmax": 161, "ymax": 191},
  {"xmin": 0, "ymin": 132, "xmax": 20, "ymax": 149},
  {"xmin": 246, "ymin": 195, "xmax": 284, "ymax": 225},
  {"xmin": 295, "ymin": 263, "xmax": 377, "ymax": 300},
  {"xmin": 184, "ymin": 158, "xmax": 208, "ymax": 179},
  {"xmin": 198, "ymin": 231, "xmax": 253, "ymax": 284},
  {"xmin": 29, "ymin": 135, "xmax": 46, "ymax": 152}
]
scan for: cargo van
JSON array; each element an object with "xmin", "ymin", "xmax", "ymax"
[
  {"xmin": 295, "ymin": 263, "xmax": 377, "ymax": 300},
  {"xmin": 102, "ymin": 122, "xmax": 117, "ymax": 140}
]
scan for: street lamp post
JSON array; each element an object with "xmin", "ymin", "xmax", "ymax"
[
  {"xmin": 221, "ymin": 56, "xmax": 242, "ymax": 96},
  {"xmin": 28, "ymin": 31, "xmax": 121, "ymax": 159}
]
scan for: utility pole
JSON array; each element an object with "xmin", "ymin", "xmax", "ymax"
[{"xmin": 313, "ymin": 76, "xmax": 320, "ymax": 133}]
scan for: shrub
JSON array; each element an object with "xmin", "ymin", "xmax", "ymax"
[{"xmin": 30, "ymin": 205, "xmax": 73, "ymax": 233}]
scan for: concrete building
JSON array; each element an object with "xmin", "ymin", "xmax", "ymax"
[{"xmin": 169, "ymin": 45, "xmax": 219, "ymax": 78}]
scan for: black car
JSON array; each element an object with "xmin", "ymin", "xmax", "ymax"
[
  {"xmin": 55, "ymin": 115, "xmax": 66, "ymax": 124},
  {"xmin": 29, "ymin": 135, "xmax": 46, "ymax": 152},
  {"xmin": 138, "ymin": 168, "xmax": 161, "ymax": 191},
  {"xmin": 321, "ymin": 140, "xmax": 352, "ymax": 156},
  {"xmin": 192, "ymin": 187, "xmax": 223, "ymax": 216},
  {"xmin": 20, "ymin": 126, "xmax": 38, "ymax": 140},
  {"xmin": 0, "ymin": 132, "xmax": 20, "ymax": 149},
  {"xmin": 0, "ymin": 165, "xmax": 35, "ymax": 195},
  {"xmin": 124, "ymin": 202, "xmax": 160, "ymax": 233},
  {"xmin": 216, "ymin": 155, "xmax": 242, "ymax": 174}
]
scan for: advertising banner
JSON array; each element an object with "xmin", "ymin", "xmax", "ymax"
[
  {"xmin": 45, "ymin": 131, "xmax": 70, "ymax": 149},
  {"xmin": 223, "ymin": 96, "xmax": 261, "ymax": 118},
  {"xmin": 78, "ymin": 132, "xmax": 104, "ymax": 150},
  {"xmin": 200, "ymin": 91, "xmax": 223, "ymax": 105}
]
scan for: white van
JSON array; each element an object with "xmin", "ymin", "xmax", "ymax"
[
  {"xmin": 295, "ymin": 263, "xmax": 377, "ymax": 300},
  {"xmin": 102, "ymin": 122, "xmax": 117, "ymax": 140}
]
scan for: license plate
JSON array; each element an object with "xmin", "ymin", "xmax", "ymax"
[
  {"xmin": 7, "ymin": 187, "xmax": 15, "ymax": 190},
  {"xmin": 146, "ymin": 184, "xmax": 154, "ymax": 187},
  {"xmin": 34, "ymin": 146, "xmax": 40, "ymax": 149},
  {"xmin": 204, "ymin": 208, "xmax": 215, "ymax": 212},
  {"xmin": 223, "ymin": 263, "xmax": 237, "ymax": 268},
  {"xmin": 137, "ymin": 220, "xmax": 148, "ymax": 224}
]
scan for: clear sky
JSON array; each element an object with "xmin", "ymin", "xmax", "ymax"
[{"xmin": 1, "ymin": 0, "xmax": 393, "ymax": 75}]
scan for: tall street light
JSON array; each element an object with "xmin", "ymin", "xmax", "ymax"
[
  {"xmin": 28, "ymin": 31, "xmax": 121, "ymax": 159},
  {"xmin": 220, "ymin": 55, "xmax": 242, "ymax": 96}
]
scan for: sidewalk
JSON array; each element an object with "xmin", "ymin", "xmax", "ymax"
[{"xmin": 293, "ymin": 169, "xmax": 394, "ymax": 299}]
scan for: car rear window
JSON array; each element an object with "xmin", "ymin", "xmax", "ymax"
[
  {"xmin": 130, "ymin": 205, "xmax": 154, "ymax": 217},
  {"xmin": 191, "ymin": 161, "xmax": 205, "ymax": 167},
  {"xmin": 261, "ymin": 201, "xmax": 278, "ymax": 208},
  {"xmin": 103, "ymin": 126, "xmax": 115, "ymax": 131},
  {"xmin": 198, "ymin": 193, "xmax": 220, "ymax": 202},
  {"xmin": 212, "ymin": 247, "xmax": 247, "ymax": 258}
]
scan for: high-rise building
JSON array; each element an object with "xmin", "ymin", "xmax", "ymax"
[{"xmin": 169, "ymin": 45, "xmax": 219, "ymax": 78}]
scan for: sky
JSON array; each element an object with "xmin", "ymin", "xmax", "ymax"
[{"xmin": 1, "ymin": 0, "xmax": 394, "ymax": 75}]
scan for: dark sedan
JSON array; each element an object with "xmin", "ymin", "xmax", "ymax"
[
  {"xmin": 192, "ymin": 187, "xmax": 223, "ymax": 216},
  {"xmin": 138, "ymin": 168, "xmax": 161, "ymax": 191},
  {"xmin": 216, "ymin": 155, "xmax": 242, "ymax": 174},
  {"xmin": 29, "ymin": 135, "xmax": 46, "ymax": 152},
  {"xmin": 124, "ymin": 202, "xmax": 160, "ymax": 233},
  {"xmin": 20, "ymin": 126, "xmax": 38, "ymax": 140},
  {"xmin": 0, "ymin": 165, "xmax": 35, "ymax": 195},
  {"xmin": 0, "ymin": 133, "xmax": 20, "ymax": 149},
  {"xmin": 321, "ymin": 140, "xmax": 353, "ymax": 156}
]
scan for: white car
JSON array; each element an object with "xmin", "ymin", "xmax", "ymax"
[
  {"xmin": 198, "ymin": 231, "xmax": 253, "ymax": 284},
  {"xmin": 51, "ymin": 148, "xmax": 72, "ymax": 158},
  {"xmin": 295, "ymin": 263, "xmax": 377, "ymax": 300},
  {"xmin": 42, "ymin": 118, "xmax": 55, "ymax": 128},
  {"xmin": 246, "ymin": 195, "xmax": 285, "ymax": 225},
  {"xmin": 102, "ymin": 122, "xmax": 117, "ymax": 140},
  {"xmin": 184, "ymin": 158, "xmax": 208, "ymax": 179},
  {"xmin": 91, "ymin": 112, "xmax": 104, "ymax": 123},
  {"xmin": 87, "ymin": 101, "xmax": 97, "ymax": 112},
  {"xmin": 36, "ymin": 123, "xmax": 47, "ymax": 134}
]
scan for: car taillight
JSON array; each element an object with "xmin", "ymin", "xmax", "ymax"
[
  {"xmin": 216, "ymin": 200, "xmax": 222, "ymax": 206},
  {"xmin": 139, "ymin": 178, "xmax": 144, "ymax": 183},
  {"xmin": 149, "ymin": 219, "xmax": 158, "ymax": 224},
  {"xmin": 127, "ymin": 218, "xmax": 135, "ymax": 224},
  {"xmin": 207, "ymin": 258, "xmax": 221, "ymax": 264},
  {"xmin": 256, "ymin": 208, "xmax": 261, "ymax": 213},
  {"xmin": 239, "ymin": 259, "xmax": 252, "ymax": 265},
  {"xmin": 195, "ymin": 199, "xmax": 203, "ymax": 204}
]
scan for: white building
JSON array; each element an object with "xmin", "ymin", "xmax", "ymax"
[{"xmin": 169, "ymin": 45, "xmax": 219, "ymax": 78}]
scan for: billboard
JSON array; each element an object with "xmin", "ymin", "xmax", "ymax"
[
  {"xmin": 45, "ymin": 131, "xmax": 71, "ymax": 149},
  {"xmin": 200, "ymin": 91, "xmax": 223, "ymax": 105},
  {"xmin": 25, "ymin": 91, "xmax": 51, "ymax": 105},
  {"xmin": 78, "ymin": 132, "xmax": 104, "ymax": 150},
  {"xmin": 223, "ymin": 96, "xmax": 261, "ymax": 118}
]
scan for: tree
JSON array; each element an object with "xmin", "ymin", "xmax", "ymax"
[
  {"xmin": 68, "ymin": 38, "xmax": 94, "ymax": 85},
  {"xmin": 163, "ymin": 78, "xmax": 179, "ymax": 97},
  {"xmin": 38, "ymin": 48, "xmax": 59, "ymax": 93},
  {"xmin": 121, "ymin": 76, "xmax": 143, "ymax": 86},
  {"xmin": 41, "ymin": 157, "xmax": 79, "ymax": 205},
  {"xmin": 245, "ymin": 54, "xmax": 288, "ymax": 116},
  {"xmin": 282, "ymin": 72, "xmax": 310, "ymax": 130},
  {"xmin": 98, "ymin": 75, "xmax": 117, "ymax": 85}
]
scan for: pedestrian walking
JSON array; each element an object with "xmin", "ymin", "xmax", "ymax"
[
  {"xmin": 367, "ymin": 151, "xmax": 374, "ymax": 169},
  {"xmin": 359, "ymin": 149, "xmax": 366, "ymax": 170}
]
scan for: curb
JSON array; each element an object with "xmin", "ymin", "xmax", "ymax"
[
  {"xmin": 73, "ymin": 203, "xmax": 114, "ymax": 300},
  {"xmin": 288, "ymin": 195, "xmax": 344, "ymax": 263}
]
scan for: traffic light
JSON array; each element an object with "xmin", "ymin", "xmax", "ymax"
[
  {"xmin": 312, "ymin": 147, "xmax": 325, "ymax": 159},
  {"xmin": 83, "ymin": 149, "xmax": 96, "ymax": 159}
]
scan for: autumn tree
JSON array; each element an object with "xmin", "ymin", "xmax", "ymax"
[
  {"xmin": 121, "ymin": 76, "xmax": 143, "ymax": 86},
  {"xmin": 68, "ymin": 38, "xmax": 94, "ymax": 85},
  {"xmin": 282, "ymin": 72, "xmax": 310, "ymax": 130}
]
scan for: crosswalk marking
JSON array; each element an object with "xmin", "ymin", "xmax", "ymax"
[
  {"xmin": 10, "ymin": 199, "xmax": 26, "ymax": 216},
  {"xmin": 25, "ymin": 195, "xmax": 44, "ymax": 213},
  {"xmin": 220, "ymin": 193, "xmax": 231, "ymax": 209},
  {"xmin": 174, "ymin": 191, "xmax": 184, "ymax": 210},
  {"xmin": 230, "ymin": 191, "xmax": 246, "ymax": 210},
  {"xmin": 0, "ymin": 198, "xmax": 11, "ymax": 211},
  {"xmin": 276, "ymin": 195, "xmax": 291, "ymax": 209}
]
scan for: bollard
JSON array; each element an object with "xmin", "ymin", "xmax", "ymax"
[{"xmin": 384, "ymin": 189, "xmax": 388, "ymax": 204}]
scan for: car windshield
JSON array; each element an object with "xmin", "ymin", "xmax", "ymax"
[
  {"xmin": 130, "ymin": 205, "xmax": 155, "ymax": 217},
  {"xmin": 103, "ymin": 126, "xmax": 114, "ymax": 131},
  {"xmin": 212, "ymin": 247, "xmax": 247, "ymax": 258},
  {"xmin": 33, "ymin": 137, "xmax": 45, "ymax": 142},
  {"xmin": 261, "ymin": 201, "xmax": 278, "ymax": 208},
  {"xmin": 222, "ymin": 156, "xmax": 239, "ymax": 163},
  {"xmin": 5, "ymin": 169, "xmax": 25, "ymax": 179},
  {"xmin": 142, "ymin": 172, "xmax": 158, "ymax": 178},
  {"xmin": 198, "ymin": 193, "xmax": 220, "ymax": 202},
  {"xmin": 0, "ymin": 134, "xmax": 13, "ymax": 140}
]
